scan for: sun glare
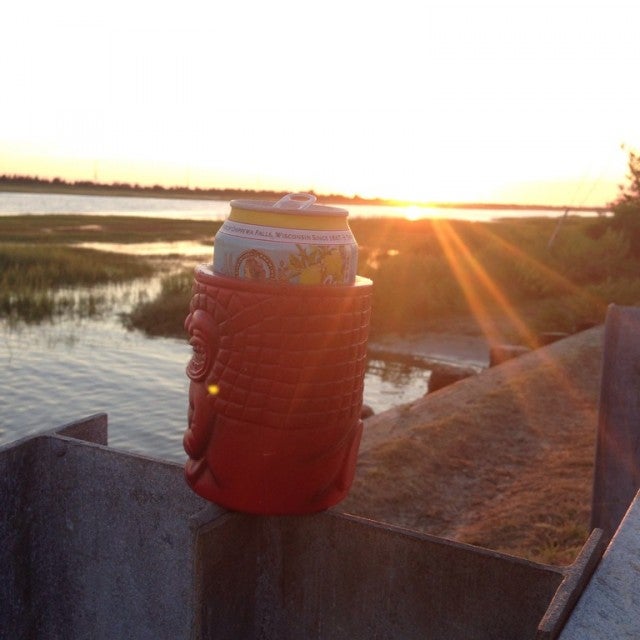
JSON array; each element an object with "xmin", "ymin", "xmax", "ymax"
[
  {"xmin": 429, "ymin": 217, "xmax": 610, "ymax": 434},
  {"xmin": 404, "ymin": 206, "xmax": 424, "ymax": 221},
  {"xmin": 429, "ymin": 218, "xmax": 606, "ymax": 351}
]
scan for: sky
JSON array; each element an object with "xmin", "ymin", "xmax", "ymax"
[{"xmin": 1, "ymin": 0, "xmax": 639, "ymax": 207}]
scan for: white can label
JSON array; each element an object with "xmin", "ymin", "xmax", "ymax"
[{"xmin": 221, "ymin": 221, "xmax": 355, "ymax": 245}]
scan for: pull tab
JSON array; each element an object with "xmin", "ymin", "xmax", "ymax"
[{"xmin": 273, "ymin": 193, "xmax": 317, "ymax": 210}]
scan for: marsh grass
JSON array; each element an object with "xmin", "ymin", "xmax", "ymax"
[
  {"xmin": 0, "ymin": 242, "xmax": 155, "ymax": 323},
  {"xmin": 125, "ymin": 269, "xmax": 193, "ymax": 337},
  {"xmin": 4, "ymin": 213, "xmax": 639, "ymax": 338},
  {"xmin": 115, "ymin": 213, "xmax": 640, "ymax": 341},
  {"xmin": 0, "ymin": 213, "xmax": 220, "ymax": 244},
  {"xmin": 349, "ymin": 215, "xmax": 640, "ymax": 341},
  {"xmin": 6, "ymin": 215, "xmax": 640, "ymax": 343},
  {"xmin": 0, "ymin": 214, "xmax": 217, "ymax": 324}
]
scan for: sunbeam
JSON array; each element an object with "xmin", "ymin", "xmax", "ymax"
[
  {"xmin": 429, "ymin": 218, "xmax": 603, "ymax": 433},
  {"xmin": 430, "ymin": 220, "xmax": 537, "ymax": 347}
]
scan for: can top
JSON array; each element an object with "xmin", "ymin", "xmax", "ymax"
[{"xmin": 230, "ymin": 193, "xmax": 348, "ymax": 217}]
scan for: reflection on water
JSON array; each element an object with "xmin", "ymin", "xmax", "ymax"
[
  {"xmin": 0, "ymin": 315, "xmax": 192, "ymax": 461},
  {"xmin": 75, "ymin": 240, "xmax": 212, "ymax": 257},
  {"xmin": 0, "ymin": 274, "xmax": 431, "ymax": 462},
  {"xmin": 364, "ymin": 356, "xmax": 431, "ymax": 409},
  {"xmin": 0, "ymin": 191, "xmax": 231, "ymax": 220}
]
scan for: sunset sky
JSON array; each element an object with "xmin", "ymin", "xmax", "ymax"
[{"xmin": 2, "ymin": 0, "xmax": 638, "ymax": 207}]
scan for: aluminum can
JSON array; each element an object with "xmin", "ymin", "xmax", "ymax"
[{"xmin": 212, "ymin": 193, "xmax": 358, "ymax": 285}]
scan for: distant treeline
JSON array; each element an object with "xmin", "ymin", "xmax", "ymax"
[
  {"xmin": 0, "ymin": 174, "xmax": 390, "ymax": 207},
  {"xmin": 0, "ymin": 173, "xmax": 607, "ymax": 212}
]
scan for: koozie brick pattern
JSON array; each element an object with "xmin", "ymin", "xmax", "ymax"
[{"xmin": 183, "ymin": 265, "xmax": 372, "ymax": 514}]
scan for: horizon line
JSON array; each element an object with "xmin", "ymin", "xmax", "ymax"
[{"xmin": 0, "ymin": 173, "xmax": 611, "ymax": 213}]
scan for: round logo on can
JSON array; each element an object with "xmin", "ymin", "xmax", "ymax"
[{"xmin": 234, "ymin": 249, "xmax": 276, "ymax": 281}]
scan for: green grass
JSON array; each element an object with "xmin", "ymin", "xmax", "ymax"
[
  {"xmin": 0, "ymin": 242, "xmax": 155, "ymax": 323},
  {"xmin": 125, "ymin": 270, "xmax": 193, "ymax": 338},
  {"xmin": 3, "ymin": 213, "xmax": 640, "ymax": 340},
  {"xmin": 0, "ymin": 243, "xmax": 154, "ymax": 287},
  {"xmin": 350, "ymin": 215, "xmax": 640, "ymax": 342},
  {"xmin": 0, "ymin": 214, "xmax": 220, "ymax": 244}
]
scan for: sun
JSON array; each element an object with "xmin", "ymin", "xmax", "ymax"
[
  {"xmin": 403, "ymin": 205, "xmax": 458, "ymax": 221},
  {"xmin": 403, "ymin": 206, "xmax": 425, "ymax": 221}
]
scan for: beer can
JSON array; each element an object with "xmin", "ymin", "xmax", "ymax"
[{"xmin": 212, "ymin": 193, "xmax": 358, "ymax": 285}]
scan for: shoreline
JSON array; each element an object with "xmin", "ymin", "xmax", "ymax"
[{"xmin": 368, "ymin": 332, "xmax": 490, "ymax": 369}]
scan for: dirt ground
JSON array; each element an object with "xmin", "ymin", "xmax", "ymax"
[{"xmin": 341, "ymin": 325, "xmax": 604, "ymax": 566}]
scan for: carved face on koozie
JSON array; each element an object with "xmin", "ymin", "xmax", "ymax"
[{"xmin": 184, "ymin": 298, "xmax": 219, "ymax": 466}]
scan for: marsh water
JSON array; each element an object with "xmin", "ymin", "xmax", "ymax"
[
  {"xmin": 1, "ymin": 191, "xmax": 567, "ymax": 461},
  {"xmin": 0, "ymin": 258, "xmax": 432, "ymax": 463}
]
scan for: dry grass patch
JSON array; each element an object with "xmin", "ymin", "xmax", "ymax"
[{"xmin": 342, "ymin": 327, "xmax": 603, "ymax": 565}]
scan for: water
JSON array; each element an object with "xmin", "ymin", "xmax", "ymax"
[
  {"xmin": 0, "ymin": 310, "xmax": 432, "ymax": 463},
  {"xmin": 0, "ymin": 254, "xmax": 432, "ymax": 464},
  {"xmin": 0, "ymin": 191, "xmax": 231, "ymax": 220},
  {"xmin": 1, "ymin": 313, "xmax": 191, "ymax": 461},
  {"xmin": 0, "ymin": 277, "xmax": 199, "ymax": 460},
  {"xmin": 0, "ymin": 190, "xmax": 583, "ymax": 222}
]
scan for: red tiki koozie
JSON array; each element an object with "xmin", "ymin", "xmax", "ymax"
[{"xmin": 183, "ymin": 194, "xmax": 373, "ymax": 514}]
